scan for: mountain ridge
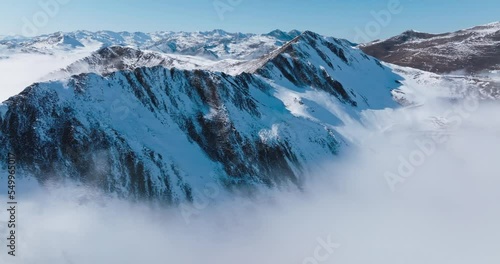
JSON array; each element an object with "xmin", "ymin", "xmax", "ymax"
[
  {"xmin": 0, "ymin": 29, "xmax": 401, "ymax": 202},
  {"xmin": 360, "ymin": 21, "xmax": 500, "ymax": 74}
]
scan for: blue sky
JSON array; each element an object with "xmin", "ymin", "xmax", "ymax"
[{"xmin": 1, "ymin": 0, "xmax": 499, "ymax": 42}]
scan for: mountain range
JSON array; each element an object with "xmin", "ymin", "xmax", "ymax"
[
  {"xmin": 0, "ymin": 23, "xmax": 497, "ymax": 202},
  {"xmin": 0, "ymin": 29, "xmax": 300, "ymax": 60}
]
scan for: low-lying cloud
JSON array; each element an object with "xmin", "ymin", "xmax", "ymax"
[{"xmin": 0, "ymin": 46, "xmax": 98, "ymax": 102}]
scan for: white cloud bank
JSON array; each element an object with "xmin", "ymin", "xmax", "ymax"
[{"xmin": 0, "ymin": 46, "xmax": 99, "ymax": 102}]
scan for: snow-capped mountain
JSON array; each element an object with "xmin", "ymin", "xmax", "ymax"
[
  {"xmin": 0, "ymin": 29, "xmax": 300, "ymax": 59},
  {"xmin": 360, "ymin": 21, "xmax": 500, "ymax": 74},
  {"xmin": 0, "ymin": 30, "xmax": 402, "ymax": 202},
  {"xmin": 0, "ymin": 32, "xmax": 84, "ymax": 54}
]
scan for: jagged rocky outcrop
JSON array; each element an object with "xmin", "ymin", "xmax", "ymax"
[{"xmin": 0, "ymin": 30, "xmax": 402, "ymax": 202}]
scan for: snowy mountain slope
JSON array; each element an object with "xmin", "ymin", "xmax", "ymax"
[
  {"xmin": 389, "ymin": 64, "xmax": 496, "ymax": 104},
  {"xmin": 0, "ymin": 30, "xmax": 402, "ymax": 202},
  {"xmin": 360, "ymin": 21, "xmax": 500, "ymax": 74},
  {"xmin": 252, "ymin": 31, "xmax": 402, "ymax": 110},
  {"xmin": 0, "ymin": 67, "xmax": 342, "ymax": 201}
]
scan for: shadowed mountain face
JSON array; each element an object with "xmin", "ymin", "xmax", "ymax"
[
  {"xmin": 0, "ymin": 31, "xmax": 402, "ymax": 202},
  {"xmin": 360, "ymin": 22, "xmax": 500, "ymax": 74}
]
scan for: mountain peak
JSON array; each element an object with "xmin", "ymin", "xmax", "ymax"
[
  {"xmin": 265, "ymin": 29, "xmax": 301, "ymax": 41},
  {"xmin": 401, "ymin": 29, "xmax": 419, "ymax": 34},
  {"xmin": 60, "ymin": 35, "xmax": 85, "ymax": 48},
  {"xmin": 301, "ymin": 30, "xmax": 321, "ymax": 38},
  {"xmin": 200, "ymin": 29, "xmax": 230, "ymax": 36}
]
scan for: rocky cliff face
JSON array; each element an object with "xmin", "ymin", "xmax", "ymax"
[{"xmin": 0, "ymin": 31, "xmax": 401, "ymax": 203}]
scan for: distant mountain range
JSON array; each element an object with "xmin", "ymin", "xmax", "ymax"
[
  {"xmin": 360, "ymin": 22, "xmax": 500, "ymax": 74},
  {"xmin": 0, "ymin": 29, "xmax": 301, "ymax": 60}
]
